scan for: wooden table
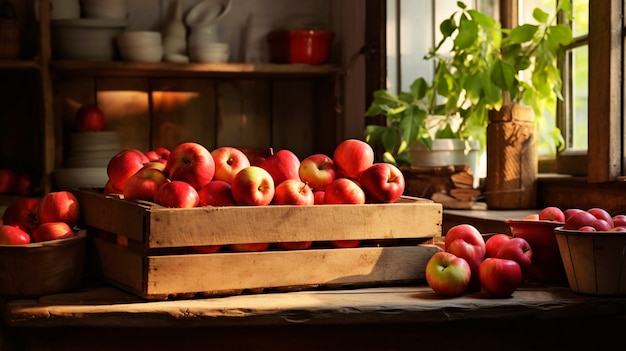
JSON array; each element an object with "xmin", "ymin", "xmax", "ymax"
[{"xmin": 3, "ymin": 283, "xmax": 626, "ymax": 351}]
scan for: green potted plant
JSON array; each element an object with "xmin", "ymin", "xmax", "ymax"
[{"xmin": 364, "ymin": 1, "xmax": 572, "ymax": 171}]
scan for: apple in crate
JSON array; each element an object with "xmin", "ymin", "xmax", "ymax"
[
  {"xmin": 229, "ymin": 242, "xmax": 270, "ymax": 252},
  {"xmin": 298, "ymin": 153, "xmax": 336, "ymax": 191},
  {"xmin": 0, "ymin": 225, "xmax": 31, "ymax": 245},
  {"xmin": 231, "ymin": 166, "xmax": 275, "ymax": 206},
  {"xmin": 485, "ymin": 233, "xmax": 512, "ymax": 258},
  {"xmin": 75, "ymin": 104, "xmax": 105, "ymax": 132},
  {"xmin": 107, "ymin": 149, "xmax": 150, "ymax": 191},
  {"xmin": 38, "ymin": 191, "xmax": 80, "ymax": 228},
  {"xmin": 275, "ymin": 241, "xmax": 313, "ymax": 250},
  {"xmin": 272, "ymin": 179, "xmax": 314, "ymax": 205},
  {"xmin": 359, "ymin": 163, "xmax": 405, "ymax": 203},
  {"xmin": 145, "ymin": 147, "xmax": 170, "ymax": 164},
  {"xmin": 166, "ymin": 142, "xmax": 215, "ymax": 190},
  {"xmin": 154, "ymin": 180, "xmax": 200, "ymax": 208},
  {"xmin": 197, "ymin": 180, "xmax": 235, "ymax": 207},
  {"xmin": 323, "ymin": 178, "xmax": 365, "ymax": 205},
  {"xmin": 259, "ymin": 149, "xmax": 301, "ymax": 186},
  {"xmin": 479, "ymin": 258, "xmax": 522, "ymax": 298},
  {"xmin": 123, "ymin": 166, "xmax": 168, "ymax": 202},
  {"xmin": 564, "ymin": 210, "xmax": 611, "ymax": 231},
  {"xmin": 211, "ymin": 146, "xmax": 251, "ymax": 184},
  {"xmin": 444, "ymin": 224, "xmax": 486, "ymax": 291},
  {"xmin": 2, "ymin": 197, "xmax": 40, "ymax": 233},
  {"xmin": 425, "ymin": 251, "xmax": 471, "ymax": 297},
  {"xmin": 613, "ymin": 214, "xmax": 626, "ymax": 227},
  {"xmin": 494, "ymin": 237, "xmax": 533, "ymax": 273},
  {"xmin": 313, "ymin": 190, "xmax": 325, "ymax": 204},
  {"xmin": 332, "ymin": 139, "xmax": 374, "ymax": 179},
  {"xmin": 31, "ymin": 222, "xmax": 76, "ymax": 243}
]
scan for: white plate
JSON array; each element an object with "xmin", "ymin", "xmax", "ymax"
[{"xmin": 54, "ymin": 167, "xmax": 108, "ymax": 190}]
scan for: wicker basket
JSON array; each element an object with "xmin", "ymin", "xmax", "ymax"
[
  {"xmin": 0, "ymin": 231, "xmax": 87, "ymax": 298},
  {"xmin": 555, "ymin": 227, "xmax": 626, "ymax": 296}
]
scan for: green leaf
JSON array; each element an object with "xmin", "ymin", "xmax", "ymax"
[
  {"xmin": 507, "ymin": 24, "xmax": 538, "ymax": 44},
  {"xmin": 490, "ymin": 59, "xmax": 516, "ymax": 95},
  {"xmin": 440, "ymin": 18, "xmax": 456, "ymax": 37},
  {"xmin": 467, "ymin": 9, "xmax": 497, "ymax": 27},
  {"xmin": 548, "ymin": 24, "xmax": 573, "ymax": 45},
  {"xmin": 410, "ymin": 77, "xmax": 430, "ymax": 100},
  {"xmin": 454, "ymin": 19, "xmax": 478, "ymax": 50},
  {"xmin": 399, "ymin": 106, "xmax": 427, "ymax": 144},
  {"xmin": 457, "ymin": 1, "xmax": 467, "ymax": 10},
  {"xmin": 532, "ymin": 8, "xmax": 549, "ymax": 24},
  {"xmin": 381, "ymin": 128, "xmax": 401, "ymax": 155}
]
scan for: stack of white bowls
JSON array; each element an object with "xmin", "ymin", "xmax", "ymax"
[
  {"xmin": 189, "ymin": 42, "xmax": 230, "ymax": 63},
  {"xmin": 56, "ymin": 131, "xmax": 121, "ymax": 189},
  {"xmin": 117, "ymin": 31, "xmax": 163, "ymax": 63},
  {"xmin": 81, "ymin": 0, "xmax": 128, "ymax": 20}
]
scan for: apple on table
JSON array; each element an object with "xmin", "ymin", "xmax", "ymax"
[
  {"xmin": 425, "ymin": 251, "xmax": 472, "ymax": 297},
  {"xmin": 444, "ymin": 224, "xmax": 486, "ymax": 291},
  {"xmin": 494, "ymin": 237, "xmax": 533, "ymax": 273},
  {"xmin": 479, "ymin": 258, "xmax": 523, "ymax": 298},
  {"xmin": 484, "ymin": 233, "xmax": 512, "ymax": 258}
]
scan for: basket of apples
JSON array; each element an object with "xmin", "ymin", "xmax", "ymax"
[
  {"xmin": 554, "ymin": 208, "xmax": 626, "ymax": 296},
  {"xmin": 0, "ymin": 191, "xmax": 86, "ymax": 298}
]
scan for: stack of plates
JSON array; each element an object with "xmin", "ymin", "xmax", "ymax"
[
  {"xmin": 65, "ymin": 132, "xmax": 121, "ymax": 168},
  {"xmin": 56, "ymin": 131, "xmax": 121, "ymax": 190}
]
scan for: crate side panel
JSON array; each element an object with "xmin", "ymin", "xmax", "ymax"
[
  {"xmin": 75, "ymin": 189, "xmax": 150, "ymax": 242},
  {"xmin": 141, "ymin": 245, "xmax": 441, "ymax": 297},
  {"xmin": 146, "ymin": 200, "xmax": 443, "ymax": 248},
  {"xmin": 92, "ymin": 237, "xmax": 146, "ymax": 295}
]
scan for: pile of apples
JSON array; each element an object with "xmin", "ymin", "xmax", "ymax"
[
  {"xmin": 525, "ymin": 206, "xmax": 626, "ymax": 232},
  {"xmin": 425, "ymin": 224, "xmax": 531, "ymax": 298},
  {"xmin": 0, "ymin": 168, "xmax": 35, "ymax": 196},
  {"xmin": 106, "ymin": 138, "xmax": 406, "ymax": 209},
  {"xmin": 0, "ymin": 191, "xmax": 81, "ymax": 245}
]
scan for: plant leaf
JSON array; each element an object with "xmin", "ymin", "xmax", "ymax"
[
  {"xmin": 454, "ymin": 18, "xmax": 478, "ymax": 50},
  {"xmin": 507, "ymin": 24, "xmax": 538, "ymax": 44},
  {"xmin": 532, "ymin": 7, "xmax": 549, "ymax": 24},
  {"xmin": 548, "ymin": 24, "xmax": 573, "ymax": 45}
]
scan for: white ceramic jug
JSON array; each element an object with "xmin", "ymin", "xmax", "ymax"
[{"xmin": 162, "ymin": 0, "xmax": 187, "ymax": 56}]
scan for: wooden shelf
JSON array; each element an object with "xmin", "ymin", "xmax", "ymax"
[
  {"xmin": 51, "ymin": 60, "xmax": 340, "ymax": 79},
  {"xmin": 0, "ymin": 60, "xmax": 40, "ymax": 71}
]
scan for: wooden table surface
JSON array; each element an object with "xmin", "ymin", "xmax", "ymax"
[{"xmin": 3, "ymin": 283, "xmax": 626, "ymax": 351}]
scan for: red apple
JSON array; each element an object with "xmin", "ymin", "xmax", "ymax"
[
  {"xmin": 564, "ymin": 208, "xmax": 586, "ymax": 220},
  {"xmin": 587, "ymin": 207, "xmax": 614, "ymax": 227},
  {"xmin": 444, "ymin": 224, "xmax": 486, "ymax": 291},
  {"xmin": 15, "ymin": 173, "xmax": 34, "ymax": 196},
  {"xmin": 75, "ymin": 104, "xmax": 105, "ymax": 132},
  {"xmin": 190, "ymin": 245, "xmax": 223, "ymax": 253},
  {"xmin": 330, "ymin": 240, "xmax": 361, "ymax": 248},
  {"xmin": 479, "ymin": 258, "xmax": 523, "ymax": 298},
  {"xmin": 611, "ymin": 226, "xmax": 626, "ymax": 232},
  {"xmin": 145, "ymin": 147, "xmax": 170, "ymax": 164},
  {"xmin": 538, "ymin": 206, "xmax": 565, "ymax": 222},
  {"xmin": 259, "ymin": 149, "xmax": 301, "ymax": 186},
  {"xmin": 107, "ymin": 149, "xmax": 150, "ymax": 191},
  {"xmin": 563, "ymin": 210, "xmax": 598, "ymax": 230},
  {"xmin": 485, "ymin": 233, "xmax": 512, "ymax": 258},
  {"xmin": 229, "ymin": 242, "xmax": 270, "ymax": 252},
  {"xmin": 323, "ymin": 178, "xmax": 365, "ymax": 204},
  {"xmin": 31, "ymin": 222, "xmax": 76, "ymax": 243},
  {"xmin": 272, "ymin": 179, "xmax": 314, "ymax": 205},
  {"xmin": 425, "ymin": 251, "xmax": 472, "ymax": 297},
  {"xmin": 123, "ymin": 166, "xmax": 168, "ymax": 202},
  {"xmin": 231, "ymin": 166, "xmax": 275, "ymax": 206},
  {"xmin": 103, "ymin": 180, "xmax": 121, "ymax": 195},
  {"xmin": 2, "ymin": 197, "xmax": 40, "ymax": 233},
  {"xmin": 313, "ymin": 190, "xmax": 325, "ymax": 204},
  {"xmin": 166, "ymin": 142, "xmax": 215, "ymax": 190},
  {"xmin": 578, "ymin": 225, "xmax": 596, "ymax": 232},
  {"xmin": 38, "ymin": 191, "xmax": 80, "ymax": 228},
  {"xmin": 153, "ymin": 180, "xmax": 200, "ymax": 208},
  {"xmin": 523, "ymin": 214, "xmax": 540, "ymax": 220},
  {"xmin": 358, "ymin": 163, "xmax": 405, "ymax": 203},
  {"xmin": 0, "ymin": 168, "xmax": 18, "ymax": 194},
  {"xmin": 197, "ymin": 180, "xmax": 236, "ymax": 207},
  {"xmin": 0, "ymin": 225, "xmax": 31, "ymax": 245},
  {"xmin": 613, "ymin": 214, "xmax": 626, "ymax": 227},
  {"xmin": 332, "ymin": 139, "xmax": 375, "ymax": 179},
  {"xmin": 275, "ymin": 241, "xmax": 313, "ymax": 250},
  {"xmin": 298, "ymin": 153, "xmax": 336, "ymax": 191},
  {"xmin": 211, "ymin": 146, "xmax": 251, "ymax": 184},
  {"xmin": 495, "ymin": 237, "xmax": 533, "ymax": 273}
]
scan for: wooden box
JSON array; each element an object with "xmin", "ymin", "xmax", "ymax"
[{"xmin": 74, "ymin": 189, "xmax": 443, "ymax": 300}]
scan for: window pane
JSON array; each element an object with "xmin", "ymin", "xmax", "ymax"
[
  {"xmin": 571, "ymin": 45, "xmax": 588, "ymax": 149},
  {"xmin": 572, "ymin": 0, "xmax": 589, "ymax": 37}
]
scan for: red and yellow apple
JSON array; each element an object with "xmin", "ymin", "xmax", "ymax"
[
  {"xmin": 123, "ymin": 166, "xmax": 168, "ymax": 202},
  {"xmin": 272, "ymin": 179, "xmax": 314, "ymax": 205},
  {"xmin": 166, "ymin": 142, "xmax": 215, "ymax": 190},
  {"xmin": 425, "ymin": 251, "xmax": 472, "ymax": 297},
  {"xmin": 211, "ymin": 146, "xmax": 251, "ymax": 184},
  {"xmin": 231, "ymin": 166, "xmax": 275, "ymax": 206},
  {"xmin": 31, "ymin": 222, "xmax": 76, "ymax": 243},
  {"xmin": 298, "ymin": 153, "xmax": 336, "ymax": 191},
  {"xmin": 444, "ymin": 224, "xmax": 486, "ymax": 291}
]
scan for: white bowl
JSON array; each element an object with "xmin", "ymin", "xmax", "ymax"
[
  {"xmin": 54, "ymin": 167, "xmax": 109, "ymax": 190},
  {"xmin": 82, "ymin": 0, "xmax": 128, "ymax": 19},
  {"xmin": 51, "ymin": 18, "xmax": 127, "ymax": 60},
  {"xmin": 119, "ymin": 45, "xmax": 163, "ymax": 63},
  {"xmin": 190, "ymin": 48, "xmax": 230, "ymax": 63},
  {"xmin": 117, "ymin": 31, "xmax": 162, "ymax": 49}
]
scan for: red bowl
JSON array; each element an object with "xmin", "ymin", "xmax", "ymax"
[
  {"xmin": 505, "ymin": 219, "xmax": 567, "ymax": 284},
  {"xmin": 267, "ymin": 30, "xmax": 334, "ymax": 65}
]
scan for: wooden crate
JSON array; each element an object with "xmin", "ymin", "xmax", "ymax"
[{"xmin": 74, "ymin": 189, "xmax": 443, "ymax": 300}]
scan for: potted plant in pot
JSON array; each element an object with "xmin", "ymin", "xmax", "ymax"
[{"xmin": 365, "ymin": 1, "xmax": 572, "ymax": 207}]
